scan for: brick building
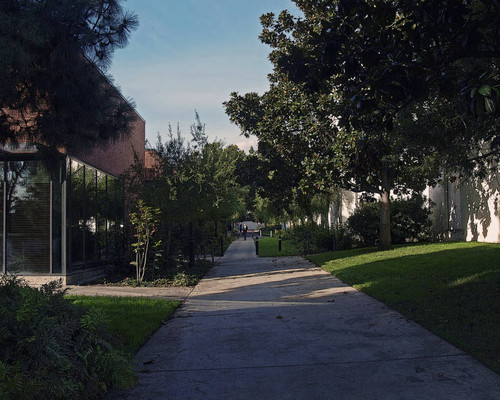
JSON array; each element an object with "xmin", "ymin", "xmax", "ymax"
[{"xmin": 0, "ymin": 94, "xmax": 145, "ymax": 285}]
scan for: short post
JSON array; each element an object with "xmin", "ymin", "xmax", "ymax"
[
  {"xmin": 279, "ymin": 236, "xmax": 282, "ymax": 252},
  {"xmin": 220, "ymin": 236, "xmax": 224, "ymax": 256},
  {"xmin": 270, "ymin": 230, "xmax": 273, "ymax": 238},
  {"xmin": 255, "ymin": 237, "xmax": 259, "ymax": 255}
]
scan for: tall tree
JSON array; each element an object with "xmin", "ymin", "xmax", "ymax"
[
  {"xmin": 0, "ymin": 0, "xmax": 138, "ymax": 154},
  {"xmin": 132, "ymin": 114, "xmax": 246, "ymax": 265},
  {"xmin": 226, "ymin": 0, "xmax": 500, "ymax": 249},
  {"xmin": 190, "ymin": 109, "xmax": 208, "ymax": 149}
]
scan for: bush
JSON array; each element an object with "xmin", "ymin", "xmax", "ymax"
[
  {"xmin": 0, "ymin": 276, "xmax": 134, "ymax": 400},
  {"xmin": 391, "ymin": 196, "xmax": 433, "ymax": 243},
  {"xmin": 287, "ymin": 224, "xmax": 353, "ymax": 254},
  {"xmin": 347, "ymin": 195, "xmax": 432, "ymax": 246},
  {"xmin": 346, "ymin": 202, "xmax": 380, "ymax": 246}
]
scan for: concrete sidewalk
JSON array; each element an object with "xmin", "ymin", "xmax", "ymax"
[{"xmin": 107, "ymin": 238, "xmax": 500, "ymax": 400}]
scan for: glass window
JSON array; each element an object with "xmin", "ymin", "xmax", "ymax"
[
  {"xmin": 84, "ymin": 167, "xmax": 97, "ymax": 262},
  {"xmin": 51, "ymin": 161, "xmax": 62, "ymax": 273},
  {"xmin": 70, "ymin": 160, "xmax": 84, "ymax": 266},
  {"xmin": 96, "ymin": 171, "xmax": 107, "ymax": 260},
  {"xmin": 6, "ymin": 161, "xmax": 51, "ymax": 273},
  {"xmin": 107, "ymin": 176, "xmax": 124, "ymax": 259},
  {"xmin": 67, "ymin": 158, "xmax": 124, "ymax": 271}
]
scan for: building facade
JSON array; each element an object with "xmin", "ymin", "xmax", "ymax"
[
  {"xmin": 0, "ymin": 113, "xmax": 145, "ymax": 285},
  {"xmin": 325, "ymin": 169, "xmax": 500, "ymax": 244}
]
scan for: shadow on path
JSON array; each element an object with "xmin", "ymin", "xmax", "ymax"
[{"xmin": 107, "ymin": 237, "xmax": 500, "ymax": 400}]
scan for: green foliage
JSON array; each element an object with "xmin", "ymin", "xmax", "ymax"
[
  {"xmin": 0, "ymin": 276, "xmax": 134, "ymax": 400},
  {"xmin": 123, "ymin": 112, "xmax": 246, "ymax": 279},
  {"xmin": 348, "ymin": 196, "xmax": 432, "ymax": 246},
  {"xmin": 346, "ymin": 203, "xmax": 380, "ymax": 247},
  {"xmin": 129, "ymin": 199, "xmax": 161, "ymax": 284},
  {"xmin": 391, "ymin": 196, "xmax": 433, "ymax": 244},
  {"xmin": 307, "ymin": 242, "xmax": 500, "ymax": 372},
  {"xmin": 225, "ymin": 0, "xmax": 500, "ymax": 251},
  {"xmin": 286, "ymin": 224, "xmax": 353, "ymax": 254},
  {"xmin": 0, "ymin": 0, "xmax": 138, "ymax": 153}
]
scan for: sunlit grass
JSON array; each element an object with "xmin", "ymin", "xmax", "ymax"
[
  {"xmin": 307, "ymin": 242, "xmax": 500, "ymax": 372},
  {"xmin": 256, "ymin": 236, "xmax": 299, "ymax": 257},
  {"xmin": 66, "ymin": 295, "xmax": 180, "ymax": 355}
]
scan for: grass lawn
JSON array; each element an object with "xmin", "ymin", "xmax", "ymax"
[
  {"xmin": 307, "ymin": 242, "xmax": 500, "ymax": 372},
  {"xmin": 66, "ymin": 295, "xmax": 180, "ymax": 355},
  {"xmin": 256, "ymin": 236, "xmax": 299, "ymax": 257}
]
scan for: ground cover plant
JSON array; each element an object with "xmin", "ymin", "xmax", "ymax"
[
  {"xmin": 92, "ymin": 258, "xmax": 214, "ymax": 288},
  {"xmin": 256, "ymin": 236, "xmax": 299, "ymax": 257},
  {"xmin": 0, "ymin": 276, "xmax": 135, "ymax": 400},
  {"xmin": 66, "ymin": 296, "xmax": 180, "ymax": 355},
  {"xmin": 307, "ymin": 242, "xmax": 500, "ymax": 372}
]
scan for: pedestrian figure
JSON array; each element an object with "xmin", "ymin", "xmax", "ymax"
[
  {"xmin": 239, "ymin": 223, "xmax": 243, "ymax": 233},
  {"xmin": 243, "ymin": 223, "xmax": 248, "ymax": 240}
]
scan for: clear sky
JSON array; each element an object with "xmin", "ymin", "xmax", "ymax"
[{"xmin": 109, "ymin": 0, "xmax": 300, "ymax": 151}]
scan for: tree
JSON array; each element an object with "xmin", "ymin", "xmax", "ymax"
[
  {"xmin": 226, "ymin": 0, "xmax": 500, "ymax": 249},
  {"xmin": 126, "ymin": 112, "xmax": 247, "ymax": 269},
  {"xmin": 190, "ymin": 109, "xmax": 208, "ymax": 149},
  {"xmin": 130, "ymin": 199, "xmax": 161, "ymax": 284},
  {"xmin": 0, "ymin": 0, "xmax": 138, "ymax": 155}
]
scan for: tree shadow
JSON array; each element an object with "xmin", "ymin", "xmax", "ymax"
[{"xmin": 462, "ymin": 170, "xmax": 500, "ymax": 242}]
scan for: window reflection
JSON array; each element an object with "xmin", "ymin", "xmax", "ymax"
[
  {"xmin": 0, "ymin": 157, "xmax": 124, "ymax": 274},
  {"xmin": 67, "ymin": 159, "xmax": 124, "ymax": 271},
  {"xmin": 6, "ymin": 161, "xmax": 51, "ymax": 273}
]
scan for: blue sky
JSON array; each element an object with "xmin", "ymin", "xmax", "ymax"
[{"xmin": 109, "ymin": 0, "xmax": 300, "ymax": 151}]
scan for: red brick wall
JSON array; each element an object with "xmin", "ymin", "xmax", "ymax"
[
  {"xmin": 76, "ymin": 115, "xmax": 145, "ymax": 177},
  {"xmin": 144, "ymin": 149, "xmax": 160, "ymax": 181}
]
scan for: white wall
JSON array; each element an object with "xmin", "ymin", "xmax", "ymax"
[
  {"xmin": 327, "ymin": 169, "xmax": 499, "ymax": 244},
  {"xmin": 421, "ymin": 170, "xmax": 499, "ymax": 243}
]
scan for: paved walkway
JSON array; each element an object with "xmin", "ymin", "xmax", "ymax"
[{"xmin": 107, "ymin": 238, "xmax": 500, "ymax": 399}]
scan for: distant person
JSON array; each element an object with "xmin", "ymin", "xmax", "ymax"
[
  {"xmin": 239, "ymin": 223, "xmax": 243, "ymax": 233},
  {"xmin": 243, "ymin": 223, "xmax": 248, "ymax": 240}
]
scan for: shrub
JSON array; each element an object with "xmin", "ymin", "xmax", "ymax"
[
  {"xmin": 347, "ymin": 195, "xmax": 432, "ymax": 246},
  {"xmin": 287, "ymin": 224, "xmax": 353, "ymax": 254},
  {"xmin": 346, "ymin": 202, "xmax": 379, "ymax": 246},
  {"xmin": 332, "ymin": 225, "xmax": 354, "ymax": 251},
  {"xmin": 0, "ymin": 276, "xmax": 134, "ymax": 400},
  {"xmin": 391, "ymin": 195, "xmax": 433, "ymax": 243}
]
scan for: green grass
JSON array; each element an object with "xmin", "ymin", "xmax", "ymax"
[
  {"xmin": 256, "ymin": 236, "xmax": 299, "ymax": 257},
  {"xmin": 66, "ymin": 295, "xmax": 180, "ymax": 355},
  {"xmin": 307, "ymin": 242, "xmax": 500, "ymax": 372}
]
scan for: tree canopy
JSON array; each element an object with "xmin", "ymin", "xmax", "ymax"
[
  {"xmin": 0, "ymin": 0, "xmax": 138, "ymax": 154},
  {"xmin": 125, "ymin": 113, "xmax": 247, "ymax": 266},
  {"xmin": 225, "ymin": 0, "xmax": 500, "ymax": 249}
]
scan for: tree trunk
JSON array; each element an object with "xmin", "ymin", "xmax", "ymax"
[{"xmin": 379, "ymin": 164, "xmax": 392, "ymax": 250}]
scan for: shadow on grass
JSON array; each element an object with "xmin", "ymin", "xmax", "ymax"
[{"xmin": 307, "ymin": 242, "xmax": 500, "ymax": 372}]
